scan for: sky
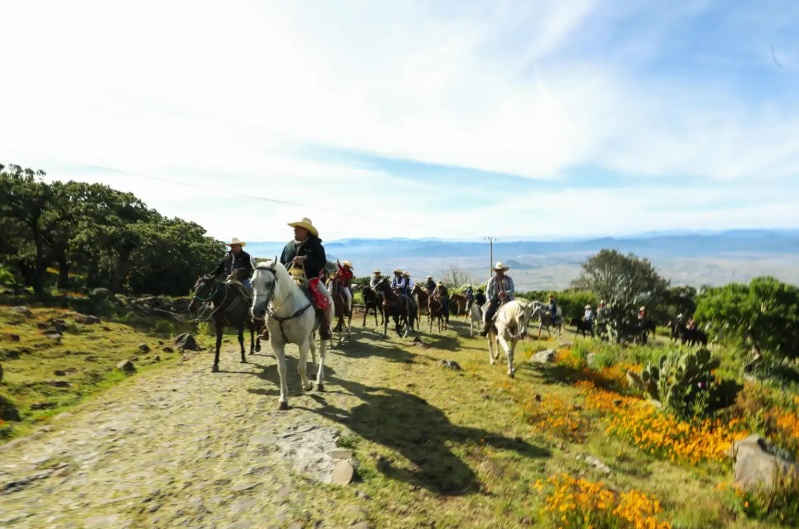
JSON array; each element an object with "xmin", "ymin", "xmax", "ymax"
[{"xmin": 2, "ymin": 0, "xmax": 799, "ymax": 242}]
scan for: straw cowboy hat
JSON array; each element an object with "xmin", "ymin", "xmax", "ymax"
[
  {"xmin": 287, "ymin": 217, "xmax": 319, "ymax": 237},
  {"xmin": 437, "ymin": 281, "xmax": 444, "ymax": 286},
  {"xmin": 373, "ymin": 269, "xmax": 381, "ymax": 275},
  {"xmin": 493, "ymin": 262, "xmax": 510, "ymax": 271},
  {"xmin": 342, "ymin": 260, "xmax": 353, "ymax": 269},
  {"xmin": 585, "ymin": 304, "xmax": 592, "ymax": 309},
  {"xmin": 225, "ymin": 238, "xmax": 246, "ymax": 247},
  {"xmin": 426, "ymin": 275, "xmax": 433, "ymax": 279},
  {"xmin": 403, "ymin": 271, "xmax": 410, "ymax": 277},
  {"xmin": 393, "ymin": 268, "xmax": 403, "ymax": 274}
]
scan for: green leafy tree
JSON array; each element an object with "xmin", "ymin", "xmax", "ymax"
[
  {"xmin": 571, "ymin": 249, "xmax": 669, "ymax": 342},
  {"xmin": 694, "ymin": 277, "xmax": 799, "ymax": 366}
]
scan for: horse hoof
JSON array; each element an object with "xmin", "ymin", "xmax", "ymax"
[
  {"xmin": 255, "ymin": 344, "xmax": 261, "ymax": 352},
  {"xmin": 240, "ymin": 359, "xmax": 247, "ymax": 363},
  {"xmin": 278, "ymin": 401, "xmax": 289, "ymax": 411},
  {"xmin": 212, "ymin": 365, "xmax": 219, "ymax": 373},
  {"xmin": 304, "ymin": 383, "xmax": 313, "ymax": 392},
  {"xmin": 317, "ymin": 383, "xmax": 325, "ymax": 392},
  {"xmin": 509, "ymin": 371, "xmax": 515, "ymax": 379}
]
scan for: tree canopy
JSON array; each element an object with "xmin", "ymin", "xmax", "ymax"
[
  {"xmin": 695, "ymin": 276, "xmax": 799, "ymax": 365},
  {"xmin": 0, "ymin": 163, "xmax": 224, "ymax": 295}
]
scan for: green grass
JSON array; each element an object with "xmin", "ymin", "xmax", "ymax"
[{"xmin": 0, "ymin": 304, "xmax": 189, "ymax": 441}]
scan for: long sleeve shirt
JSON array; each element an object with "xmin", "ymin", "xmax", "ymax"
[
  {"xmin": 212, "ymin": 250, "xmax": 255, "ymax": 278},
  {"xmin": 486, "ymin": 275, "xmax": 514, "ymax": 301}
]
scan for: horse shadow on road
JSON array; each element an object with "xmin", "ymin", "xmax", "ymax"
[{"xmin": 299, "ymin": 374, "xmax": 551, "ymax": 496}]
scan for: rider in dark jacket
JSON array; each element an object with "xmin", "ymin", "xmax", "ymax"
[{"xmin": 210, "ymin": 238, "xmax": 255, "ymax": 293}]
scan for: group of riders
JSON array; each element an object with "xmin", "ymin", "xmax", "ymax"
[{"xmin": 204, "ymin": 219, "xmax": 566, "ymax": 340}]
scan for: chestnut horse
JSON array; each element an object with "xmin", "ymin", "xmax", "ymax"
[
  {"xmin": 428, "ymin": 294, "xmax": 448, "ymax": 332},
  {"xmin": 450, "ymin": 293, "xmax": 467, "ymax": 316}
]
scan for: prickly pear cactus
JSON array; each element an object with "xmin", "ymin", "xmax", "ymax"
[{"xmin": 628, "ymin": 348, "xmax": 721, "ymax": 417}]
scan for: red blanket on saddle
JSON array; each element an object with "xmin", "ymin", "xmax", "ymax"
[{"xmin": 308, "ymin": 273, "xmax": 330, "ymax": 310}]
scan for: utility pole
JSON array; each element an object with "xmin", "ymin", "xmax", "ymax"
[{"xmin": 483, "ymin": 236, "xmax": 496, "ymax": 280}]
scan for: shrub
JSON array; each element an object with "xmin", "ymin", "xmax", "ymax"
[{"xmin": 626, "ymin": 348, "xmax": 739, "ymax": 419}]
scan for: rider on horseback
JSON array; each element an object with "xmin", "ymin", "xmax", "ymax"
[
  {"xmin": 391, "ymin": 269, "xmax": 413, "ymax": 315},
  {"xmin": 547, "ymin": 294, "xmax": 559, "ymax": 322},
  {"xmin": 209, "ymin": 238, "xmax": 256, "ymax": 300},
  {"xmin": 370, "ymin": 270, "xmax": 383, "ymax": 289},
  {"xmin": 433, "ymin": 281, "xmax": 450, "ymax": 321},
  {"xmin": 425, "ymin": 276, "xmax": 436, "ymax": 294},
  {"xmin": 335, "ymin": 260, "xmax": 354, "ymax": 317},
  {"xmin": 279, "ymin": 217, "xmax": 332, "ymax": 340},
  {"xmin": 478, "ymin": 262, "xmax": 514, "ymax": 336}
]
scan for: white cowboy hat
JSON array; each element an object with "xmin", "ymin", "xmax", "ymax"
[
  {"xmin": 585, "ymin": 304, "xmax": 591, "ymax": 309},
  {"xmin": 493, "ymin": 262, "xmax": 510, "ymax": 271},
  {"xmin": 403, "ymin": 271, "xmax": 410, "ymax": 277},
  {"xmin": 373, "ymin": 269, "xmax": 381, "ymax": 275},
  {"xmin": 639, "ymin": 306, "xmax": 646, "ymax": 311},
  {"xmin": 225, "ymin": 238, "xmax": 246, "ymax": 247},
  {"xmin": 437, "ymin": 281, "xmax": 444, "ymax": 286},
  {"xmin": 426, "ymin": 275, "xmax": 433, "ymax": 279},
  {"xmin": 288, "ymin": 217, "xmax": 319, "ymax": 237},
  {"xmin": 342, "ymin": 260, "xmax": 353, "ymax": 269}
]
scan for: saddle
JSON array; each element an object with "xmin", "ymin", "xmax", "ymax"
[{"xmin": 225, "ymin": 276, "xmax": 252, "ymax": 303}]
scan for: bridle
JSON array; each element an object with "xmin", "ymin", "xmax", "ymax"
[
  {"xmin": 191, "ymin": 278, "xmax": 243, "ymax": 322},
  {"xmin": 252, "ymin": 267, "xmax": 314, "ymax": 341}
]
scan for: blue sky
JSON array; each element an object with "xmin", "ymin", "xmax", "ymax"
[{"xmin": 2, "ymin": 0, "xmax": 798, "ymax": 242}]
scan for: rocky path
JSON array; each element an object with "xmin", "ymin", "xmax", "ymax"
[{"xmin": 0, "ymin": 343, "xmax": 372, "ymax": 529}]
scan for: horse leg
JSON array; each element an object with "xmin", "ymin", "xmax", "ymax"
[
  {"xmin": 238, "ymin": 324, "xmax": 246, "ymax": 363},
  {"xmin": 496, "ymin": 334, "xmax": 515, "ymax": 378},
  {"xmin": 383, "ymin": 306, "xmax": 389, "ymax": 338},
  {"xmin": 212, "ymin": 319, "xmax": 223, "ymax": 372},
  {"xmin": 297, "ymin": 339, "xmax": 313, "ymax": 392},
  {"xmin": 487, "ymin": 332, "xmax": 497, "ymax": 365},
  {"xmin": 346, "ymin": 311, "xmax": 352, "ymax": 338},
  {"xmin": 272, "ymin": 339, "xmax": 290, "ymax": 410},
  {"xmin": 315, "ymin": 333, "xmax": 328, "ymax": 391}
]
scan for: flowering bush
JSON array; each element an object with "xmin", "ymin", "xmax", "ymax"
[{"xmin": 534, "ymin": 474, "xmax": 672, "ymax": 529}]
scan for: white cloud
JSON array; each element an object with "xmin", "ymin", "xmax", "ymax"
[{"xmin": 2, "ymin": 0, "xmax": 799, "ymax": 241}]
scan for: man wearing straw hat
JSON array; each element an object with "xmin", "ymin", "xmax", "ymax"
[
  {"xmin": 210, "ymin": 237, "xmax": 256, "ymax": 296},
  {"xmin": 369, "ymin": 269, "xmax": 383, "ymax": 289},
  {"xmin": 478, "ymin": 262, "xmax": 515, "ymax": 336},
  {"xmin": 279, "ymin": 217, "xmax": 332, "ymax": 339}
]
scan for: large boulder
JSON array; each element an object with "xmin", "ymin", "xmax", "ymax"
[
  {"xmin": 89, "ymin": 288, "xmax": 112, "ymax": 299},
  {"xmin": 728, "ymin": 435, "xmax": 799, "ymax": 491},
  {"xmin": 175, "ymin": 333, "xmax": 201, "ymax": 351},
  {"xmin": 529, "ymin": 349, "xmax": 556, "ymax": 364},
  {"xmin": 72, "ymin": 313, "xmax": 100, "ymax": 325}
]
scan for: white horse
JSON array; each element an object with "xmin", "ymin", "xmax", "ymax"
[
  {"xmin": 468, "ymin": 303, "xmax": 483, "ymax": 337},
  {"xmin": 487, "ymin": 300, "xmax": 534, "ymax": 378},
  {"xmin": 250, "ymin": 259, "xmax": 333, "ymax": 410},
  {"xmin": 531, "ymin": 301, "xmax": 563, "ymax": 339}
]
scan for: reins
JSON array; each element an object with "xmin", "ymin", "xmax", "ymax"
[{"xmin": 255, "ymin": 266, "xmax": 315, "ymax": 343}]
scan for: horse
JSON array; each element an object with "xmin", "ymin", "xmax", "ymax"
[
  {"xmin": 449, "ymin": 293, "xmax": 467, "ymax": 316},
  {"xmin": 428, "ymin": 294, "xmax": 448, "ymax": 333},
  {"xmin": 681, "ymin": 326, "xmax": 708, "ymax": 347},
  {"xmin": 468, "ymin": 302, "xmax": 483, "ymax": 337},
  {"xmin": 487, "ymin": 300, "xmax": 533, "ymax": 378},
  {"xmin": 374, "ymin": 278, "xmax": 415, "ymax": 338},
  {"xmin": 250, "ymin": 259, "xmax": 332, "ymax": 410},
  {"xmin": 188, "ymin": 274, "xmax": 260, "ymax": 372},
  {"xmin": 531, "ymin": 302, "xmax": 563, "ymax": 339},
  {"xmin": 569, "ymin": 317, "xmax": 593, "ymax": 338},
  {"xmin": 361, "ymin": 286, "xmax": 384, "ymax": 328},
  {"xmin": 412, "ymin": 284, "xmax": 429, "ymax": 322},
  {"xmin": 329, "ymin": 281, "xmax": 352, "ymax": 343}
]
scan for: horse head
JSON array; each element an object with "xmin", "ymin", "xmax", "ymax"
[
  {"xmin": 517, "ymin": 301, "xmax": 535, "ymax": 338},
  {"xmin": 188, "ymin": 274, "xmax": 218, "ymax": 313},
  {"xmin": 250, "ymin": 257, "xmax": 280, "ymax": 320}
]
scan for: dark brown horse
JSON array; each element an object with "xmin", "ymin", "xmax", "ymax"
[
  {"xmin": 329, "ymin": 281, "xmax": 352, "ymax": 343},
  {"xmin": 188, "ymin": 275, "xmax": 259, "ymax": 372},
  {"xmin": 374, "ymin": 278, "xmax": 415, "ymax": 338},
  {"xmin": 412, "ymin": 284, "xmax": 430, "ymax": 322},
  {"xmin": 450, "ymin": 293, "xmax": 467, "ymax": 316},
  {"xmin": 361, "ymin": 286, "xmax": 384, "ymax": 328},
  {"xmin": 428, "ymin": 294, "xmax": 448, "ymax": 332}
]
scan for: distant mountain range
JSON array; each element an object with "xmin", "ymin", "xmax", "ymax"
[{"xmin": 245, "ymin": 229, "xmax": 799, "ymax": 290}]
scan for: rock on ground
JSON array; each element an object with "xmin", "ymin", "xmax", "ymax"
[
  {"xmin": 530, "ymin": 349, "xmax": 556, "ymax": 364},
  {"xmin": 728, "ymin": 435, "xmax": 799, "ymax": 491},
  {"xmin": 73, "ymin": 313, "xmax": 101, "ymax": 325}
]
